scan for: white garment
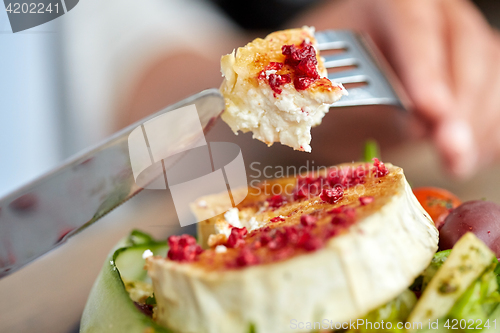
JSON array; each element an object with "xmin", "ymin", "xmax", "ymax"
[
  {"xmin": 0, "ymin": 12, "xmax": 61, "ymax": 197},
  {"xmin": 61, "ymin": 0, "xmax": 237, "ymax": 152},
  {"xmin": 0, "ymin": 0, "xmax": 237, "ymax": 197}
]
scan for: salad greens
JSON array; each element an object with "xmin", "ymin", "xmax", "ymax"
[
  {"xmin": 420, "ymin": 250, "xmax": 451, "ymax": 291},
  {"xmin": 345, "ymin": 290, "xmax": 417, "ymax": 333},
  {"xmin": 448, "ymin": 269, "xmax": 500, "ymax": 325},
  {"xmin": 407, "ymin": 233, "xmax": 498, "ymax": 330}
]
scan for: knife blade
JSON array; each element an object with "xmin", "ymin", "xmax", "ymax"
[{"xmin": 0, "ymin": 89, "xmax": 224, "ymax": 278}]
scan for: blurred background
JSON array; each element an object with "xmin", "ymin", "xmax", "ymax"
[{"xmin": 1, "ymin": 0, "xmax": 500, "ymax": 332}]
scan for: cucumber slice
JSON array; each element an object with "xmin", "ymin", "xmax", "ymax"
[
  {"xmin": 80, "ymin": 232, "xmax": 171, "ymax": 333},
  {"xmin": 406, "ymin": 232, "xmax": 498, "ymax": 332},
  {"xmin": 128, "ymin": 230, "xmax": 156, "ymax": 246},
  {"xmin": 114, "ymin": 242, "xmax": 168, "ymax": 282}
]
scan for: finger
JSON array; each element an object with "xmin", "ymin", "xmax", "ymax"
[
  {"xmin": 441, "ymin": 0, "xmax": 494, "ymax": 109},
  {"xmin": 436, "ymin": 42, "xmax": 500, "ymax": 178},
  {"xmin": 373, "ymin": 0, "xmax": 454, "ymax": 122},
  {"xmin": 473, "ymin": 44, "xmax": 500, "ymax": 168},
  {"xmin": 435, "ymin": 0, "xmax": 497, "ymax": 176}
]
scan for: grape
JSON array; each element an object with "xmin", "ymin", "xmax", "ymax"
[{"xmin": 439, "ymin": 200, "xmax": 500, "ymax": 256}]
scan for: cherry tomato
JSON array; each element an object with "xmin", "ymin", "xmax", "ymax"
[{"xmin": 413, "ymin": 187, "xmax": 461, "ymax": 229}]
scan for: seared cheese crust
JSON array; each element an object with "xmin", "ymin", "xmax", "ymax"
[
  {"xmin": 147, "ymin": 163, "xmax": 438, "ymax": 333},
  {"xmin": 220, "ymin": 26, "xmax": 347, "ymax": 152}
]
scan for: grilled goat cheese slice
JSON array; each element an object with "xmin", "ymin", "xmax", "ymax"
[
  {"xmin": 220, "ymin": 26, "xmax": 347, "ymax": 152},
  {"xmin": 146, "ymin": 161, "xmax": 438, "ymax": 333}
]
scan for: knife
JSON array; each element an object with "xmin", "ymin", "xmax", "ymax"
[
  {"xmin": 0, "ymin": 30, "xmax": 408, "ymax": 279},
  {"xmin": 0, "ymin": 89, "xmax": 224, "ymax": 278}
]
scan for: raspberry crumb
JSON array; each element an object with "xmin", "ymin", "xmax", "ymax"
[
  {"xmin": 300, "ymin": 214, "xmax": 317, "ymax": 227},
  {"xmin": 167, "ymin": 235, "xmax": 203, "ymax": 263},
  {"xmin": 282, "ymin": 40, "xmax": 321, "ymax": 90},
  {"xmin": 372, "ymin": 158, "xmax": 389, "ymax": 177},
  {"xmin": 320, "ymin": 187, "xmax": 344, "ymax": 204},
  {"xmin": 235, "ymin": 248, "xmax": 259, "ymax": 267},
  {"xmin": 359, "ymin": 196, "xmax": 374, "ymax": 206},
  {"xmin": 226, "ymin": 227, "xmax": 248, "ymax": 248},
  {"xmin": 302, "ymin": 236, "xmax": 324, "ymax": 251},
  {"xmin": 267, "ymin": 194, "xmax": 287, "ymax": 209}
]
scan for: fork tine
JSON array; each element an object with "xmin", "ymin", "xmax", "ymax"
[
  {"xmin": 327, "ymin": 69, "xmax": 367, "ymax": 83},
  {"xmin": 316, "ymin": 30, "xmax": 410, "ymax": 109},
  {"xmin": 323, "ymin": 56, "xmax": 358, "ymax": 68}
]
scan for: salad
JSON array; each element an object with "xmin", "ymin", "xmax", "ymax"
[{"xmin": 80, "ymin": 162, "xmax": 500, "ymax": 332}]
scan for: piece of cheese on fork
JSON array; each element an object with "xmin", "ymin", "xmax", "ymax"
[
  {"xmin": 220, "ymin": 26, "xmax": 347, "ymax": 152},
  {"xmin": 146, "ymin": 160, "xmax": 438, "ymax": 333}
]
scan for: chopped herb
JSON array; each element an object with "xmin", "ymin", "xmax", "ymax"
[
  {"xmin": 145, "ymin": 294, "xmax": 156, "ymax": 305},
  {"xmin": 363, "ymin": 139, "xmax": 380, "ymax": 162},
  {"xmin": 248, "ymin": 323, "xmax": 256, "ymax": 333},
  {"xmin": 439, "ymin": 281, "xmax": 458, "ymax": 294}
]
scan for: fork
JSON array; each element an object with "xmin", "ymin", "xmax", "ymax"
[
  {"xmin": 0, "ymin": 30, "xmax": 408, "ymax": 278},
  {"xmin": 316, "ymin": 30, "xmax": 410, "ymax": 109}
]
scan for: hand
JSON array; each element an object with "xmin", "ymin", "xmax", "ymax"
[{"xmin": 293, "ymin": 0, "xmax": 500, "ymax": 177}]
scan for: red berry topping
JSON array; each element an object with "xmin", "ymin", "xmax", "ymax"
[
  {"xmin": 258, "ymin": 62, "xmax": 290, "ymax": 95},
  {"xmin": 281, "ymin": 44, "xmax": 300, "ymax": 64},
  {"xmin": 293, "ymin": 175, "xmax": 326, "ymax": 200},
  {"xmin": 259, "ymin": 232, "xmax": 272, "ymax": 246},
  {"xmin": 294, "ymin": 58, "xmax": 320, "ymax": 79},
  {"xmin": 282, "ymin": 41, "xmax": 317, "ymax": 66},
  {"xmin": 282, "ymin": 40, "xmax": 321, "ymax": 90},
  {"xmin": 273, "ymin": 247, "xmax": 295, "ymax": 261},
  {"xmin": 328, "ymin": 206, "xmax": 344, "ymax": 214},
  {"xmin": 266, "ymin": 62, "xmax": 284, "ymax": 71},
  {"xmin": 320, "ymin": 187, "xmax": 344, "ymax": 204},
  {"xmin": 267, "ymin": 194, "xmax": 286, "ymax": 209},
  {"xmin": 167, "ymin": 234, "xmax": 203, "ymax": 262},
  {"xmin": 294, "ymin": 186, "xmax": 308, "ymax": 200},
  {"xmin": 359, "ymin": 196, "xmax": 374, "ymax": 206},
  {"xmin": 235, "ymin": 248, "xmax": 259, "ymax": 267},
  {"xmin": 325, "ymin": 226, "xmax": 339, "ymax": 238},
  {"xmin": 226, "ymin": 227, "xmax": 248, "ymax": 248},
  {"xmin": 331, "ymin": 215, "xmax": 346, "ymax": 226},
  {"xmin": 343, "ymin": 207, "xmax": 356, "ymax": 219},
  {"xmin": 252, "ymin": 240, "xmax": 262, "ymax": 249},
  {"xmin": 372, "ymin": 158, "xmax": 389, "ymax": 177},
  {"xmin": 293, "ymin": 76, "xmax": 317, "ymax": 90},
  {"xmin": 270, "ymin": 216, "xmax": 285, "ymax": 223},
  {"xmin": 268, "ymin": 231, "xmax": 286, "ymax": 251},
  {"xmin": 283, "ymin": 225, "xmax": 300, "ymax": 244},
  {"xmin": 300, "ymin": 214, "xmax": 317, "ymax": 227},
  {"xmin": 268, "ymin": 73, "xmax": 291, "ymax": 94},
  {"xmin": 302, "ymin": 236, "xmax": 324, "ymax": 252},
  {"xmin": 327, "ymin": 165, "xmax": 368, "ymax": 189}
]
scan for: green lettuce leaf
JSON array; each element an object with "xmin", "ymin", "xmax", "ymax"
[
  {"xmin": 447, "ymin": 268, "xmax": 500, "ymax": 328},
  {"xmin": 345, "ymin": 289, "xmax": 417, "ymax": 332}
]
